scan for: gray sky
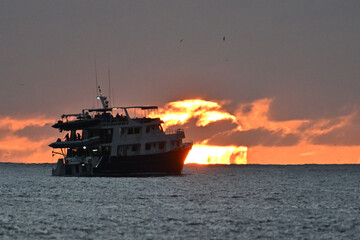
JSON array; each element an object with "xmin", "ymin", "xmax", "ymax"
[
  {"xmin": 1, "ymin": 0, "xmax": 359, "ymax": 119},
  {"xmin": 2, "ymin": 0, "xmax": 360, "ymax": 164}
]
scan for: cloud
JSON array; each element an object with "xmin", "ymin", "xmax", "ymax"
[
  {"xmin": 161, "ymin": 97, "xmax": 360, "ymax": 150},
  {"xmin": 0, "ymin": 127, "xmax": 11, "ymax": 137},
  {"xmin": 0, "ymin": 116, "xmax": 56, "ymax": 163},
  {"xmin": 171, "ymin": 118, "xmax": 238, "ymax": 143},
  {"xmin": 1, "ymin": 96, "xmax": 360, "ymax": 164},
  {"xmin": 0, "ymin": 116, "xmax": 53, "ymax": 131},
  {"xmin": 310, "ymin": 113, "xmax": 360, "ymax": 146},
  {"xmin": 158, "ymin": 99, "xmax": 237, "ymax": 128},
  {"xmin": 0, "ymin": 148, "xmax": 30, "ymax": 160},
  {"xmin": 14, "ymin": 124, "xmax": 57, "ymax": 141},
  {"xmin": 160, "ymin": 98, "xmax": 303, "ymax": 147},
  {"xmin": 1, "ymin": 1, "xmax": 360, "ymax": 164},
  {"xmin": 234, "ymin": 98, "xmax": 307, "ymax": 133},
  {"xmin": 207, "ymin": 128, "xmax": 300, "ymax": 147}
]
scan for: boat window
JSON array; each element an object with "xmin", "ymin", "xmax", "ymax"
[
  {"xmin": 145, "ymin": 143, "xmax": 151, "ymax": 150},
  {"xmin": 100, "ymin": 146, "xmax": 111, "ymax": 155},
  {"xmin": 118, "ymin": 144, "xmax": 140, "ymax": 156},
  {"xmin": 117, "ymin": 145, "xmax": 127, "ymax": 156},
  {"xmin": 131, "ymin": 144, "xmax": 140, "ymax": 152},
  {"xmin": 100, "ymin": 129, "xmax": 113, "ymax": 143},
  {"xmin": 88, "ymin": 129, "xmax": 96, "ymax": 138},
  {"xmin": 145, "ymin": 125, "xmax": 159, "ymax": 133},
  {"xmin": 134, "ymin": 127, "xmax": 141, "ymax": 134},
  {"xmin": 127, "ymin": 127, "xmax": 141, "ymax": 135},
  {"xmin": 159, "ymin": 142, "xmax": 165, "ymax": 149},
  {"xmin": 120, "ymin": 128, "xmax": 128, "ymax": 136},
  {"xmin": 171, "ymin": 140, "xmax": 181, "ymax": 147}
]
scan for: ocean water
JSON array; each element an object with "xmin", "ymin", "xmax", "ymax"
[{"xmin": 1, "ymin": 163, "xmax": 360, "ymax": 239}]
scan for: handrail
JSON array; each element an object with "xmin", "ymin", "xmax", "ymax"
[{"xmin": 165, "ymin": 129, "xmax": 184, "ymax": 135}]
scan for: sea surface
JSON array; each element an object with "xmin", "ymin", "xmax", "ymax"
[{"xmin": 1, "ymin": 163, "xmax": 360, "ymax": 239}]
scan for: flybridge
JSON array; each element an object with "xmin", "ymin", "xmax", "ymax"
[
  {"xmin": 85, "ymin": 106, "xmax": 158, "ymax": 112},
  {"xmin": 58, "ymin": 106, "xmax": 159, "ymax": 123},
  {"xmin": 84, "ymin": 106, "xmax": 159, "ymax": 119}
]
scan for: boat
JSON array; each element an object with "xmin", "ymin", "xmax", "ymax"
[{"xmin": 50, "ymin": 89, "xmax": 193, "ymax": 176}]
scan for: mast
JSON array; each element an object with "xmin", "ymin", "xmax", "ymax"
[
  {"xmin": 94, "ymin": 57, "xmax": 99, "ymax": 95},
  {"xmin": 97, "ymin": 86, "xmax": 109, "ymax": 109},
  {"xmin": 93, "ymin": 56, "xmax": 99, "ymax": 108},
  {"xmin": 108, "ymin": 67, "xmax": 111, "ymax": 107}
]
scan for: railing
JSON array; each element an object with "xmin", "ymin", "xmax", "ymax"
[
  {"xmin": 182, "ymin": 141, "xmax": 193, "ymax": 148},
  {"xmin": 165, "ymin": 129, "xmax": 184, "ymax": 135}
]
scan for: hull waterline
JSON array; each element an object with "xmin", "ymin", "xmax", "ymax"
[{"xmin": 52, "ymin": 146, "xmax": 192, "ymax": 177}]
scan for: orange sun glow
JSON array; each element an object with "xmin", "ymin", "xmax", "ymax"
[
  {"xmin": 158, "ymin": 99, "xmax": 237, "ymax": 128},
  {"xmin": 1, "ymin": 98, "xmax": 359, "ymax": 165},
  {"xmin": 185, "ymin": 144, "xmax": 247, "ymax": 165},
  {"xmin": 158, "ymin": 99, "xmax": 247, "ymax": 165}
]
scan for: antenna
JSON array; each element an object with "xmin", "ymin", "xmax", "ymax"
[
  {"xmin": 94, "ymin": 56, "xmax": 99, "ymax": 92},
  {"xmin": 108, "ymin": 62, "xmax": 111, "ymax": 107},
  {"xmin": 93, "ymin": 55, "xmax": 99, "ymax": 107},
  {"xmin": 112, "ymin": 88, "xmax": 115, "ymax": 107}
]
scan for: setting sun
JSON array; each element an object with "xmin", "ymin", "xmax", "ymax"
[
  {"xmin": 157, "ymin": 99, "xmax": 237, "ymax": 128},
  {"xmin": 158, "ymin": 99, "xmax": 247, "ymax": 165},
  {"xmin": 185, "ymin": 144, "xmax": 247, "ymax": 165}
]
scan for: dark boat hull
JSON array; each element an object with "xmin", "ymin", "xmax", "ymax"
[{"xmin": 53, "ymin": 146, "xmax": 192, "ymax": 177}]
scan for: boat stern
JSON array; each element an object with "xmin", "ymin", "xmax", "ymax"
[{"xmin": 52, "ymin": 158, "xmax": 66, "ymax": 176}]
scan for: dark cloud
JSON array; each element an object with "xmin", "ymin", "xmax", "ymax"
[
  {"xmin": 173, "ymin": 118, "xmax": 238, "ymax": 143},
  {"xmin": 208, "ymin": 128, "xmax": 300, "ymax": 147},
  {"xmin": 269, "ymin": 98, "xmax": 357, "ymax": 121},
  {"xmin": 239, "ymin": 104, "xmax": 253, "ymax": 115},
  {"xmin": 311, "ymin": 116, "xmax": 360, "ymax": 146},
  {"xmin": 14, "ymin": 124, "xmax": 57, "ymax": 141},
  {"xmin": 297, "ymin": 118, "xmax": 345, "ymax": 133}
]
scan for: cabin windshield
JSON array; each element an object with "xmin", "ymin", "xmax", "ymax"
[
  {"xmin": 84, "ymin": 109, "xmax": 127, "ymax": 119},
  {"xmin": 125, "ymin": 107, "xmax": 159, "ymax": 119},
  {"xmin": 81, "ymin": 106, "xmax": 159, "ymax": 120}
]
